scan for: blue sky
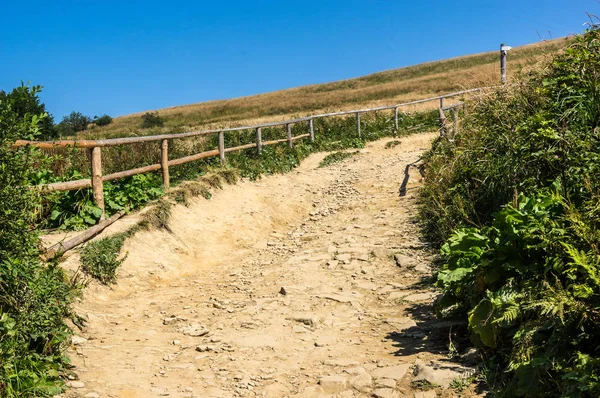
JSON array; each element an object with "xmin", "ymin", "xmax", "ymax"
[{"xmin": 0, "ymin": 0, "xmax": 595, "ymax": 119}]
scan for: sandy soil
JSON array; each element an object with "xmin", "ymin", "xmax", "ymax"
[{"xmin": 57, "ymin": 133, "xmax": 481, "ymax": 398}]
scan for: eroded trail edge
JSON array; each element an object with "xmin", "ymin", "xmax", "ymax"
[{"xmin": 63, "ymin": 133, "xmax": 476, "ymax": 398}]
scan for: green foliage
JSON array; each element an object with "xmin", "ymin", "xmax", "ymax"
[
  {"xmin": 0, "ymin": 85, "xmax": 77, "ymax": 396},
  {"xmin": 43, "ymin": 173, "xmax": 163, "ymax": 230},
  {"xmin": 80, "ymin": 233, "xmax": 128, "ymax": 284},
  {"xmin": 318, "ymin": 151, "xmax": 358, "ymax": 168},
  {"xmin": 93, "ymin": 114, "xmax": 113, "ymax": 126},
  {"xmin": 59, "ymin": 111, "xmax": 91, "ymax": 133},
  {"xmin": 0, "ymin": 84, "xmax": 57, "ymax": 140},
  {"xmin": 140, "ymin": 200, "xmax": 172, "ymax": 231},
  {"xmin": 385, "ymin": 140, "xmax": 402, "ymax": 149},
  {"xmin": 141, "ymin": 111, "xmax": 164, "ymax": 128},
  {"xmin": 425, "ymin": 27, "xmax": 600, "ymax": 397}
]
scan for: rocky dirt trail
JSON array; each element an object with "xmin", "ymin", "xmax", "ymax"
[{"xmin": 59, "ymin": 133, "xmax": 480, "ymax": 398}]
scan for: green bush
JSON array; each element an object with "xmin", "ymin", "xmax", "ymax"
[
  {"xmin": 0, "ymin": 84, "xmax": 57, "ymax": 140},
  {"xmin": 141, "ymin": 111, "xmax": 164, "ymax": 128},
  {"xmin": 80, "ymin": 232, "xmax": 129, "ymax": 284},
  {"xmin": 422, "ymin": 27, "xmax": 600, "ymax": 397},
  {"xmin": 318, "ymin": 150, "xmax": 359, "ymax": 167},
  {"xmin": 59, "ymin": 111, "xmax": 91, "ymax": 133},
  {"xmin": 0, "ymin": 85, "xmax": 77, "ymax": 396},
  {"xmin": 93, "ymin": 114, "xmax": 113, "ymax": 126}
]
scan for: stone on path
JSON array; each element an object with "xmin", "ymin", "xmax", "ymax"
[
  {"xmin": 414, "ymin": 391, "xmax": 437, "ymax": 398},
  {"xmin": 319, "ymin": 375, "xmax": 347, "ymax": 393},
  {"xmin": 372, "ymin": 387, "xmax": 401, "ymax": 398},
  {"xmin": 371, "ymin": 364, "xmax": 411, "ymax": 381},
  {"xmin": 349, "ymin": 372, "xmax": 372, "ymax": 392},
  {"xmin": 315, "ymin": 335, "xmax": 337, "ymax": 347},
  {"xmin": 375, "ymin": 378, "xmax": 396, "ymax": 388},
  {"xmin": 67, "ymin": 381, "xmax": 85, "ymax": 388},
  {"xmin": 393, "ymin": 253, "xmax": 416, "ymax": 268},
  {"xmin": 412, "ymin": 359, "xmax": 475, "ymax": 388}
]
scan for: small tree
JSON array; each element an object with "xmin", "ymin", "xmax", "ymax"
[
  {"xmin": 93, "ymin": 114, "xmax": 113, "ymax": 126},
  {"xmin": 61, "ymin": 111, "xmax": 91, "ymax": 132},
  {"xmin": 141, "ymin": 111, "xmax": 164, "ymax": 128}
]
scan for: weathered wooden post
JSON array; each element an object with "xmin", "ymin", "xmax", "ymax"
[
  {"xmin": 452, "ymin": 108, "xmax": 459, "ymax": 137},
  {"xmin": 439, "ymin": 97, "xmax": 444, "ymax": 110},
  {"xmin": 161, "ymin": 139, "xmax": 170, "ymax": 190},
  {"xmin": 90, "ymin": 146, "xmax": 105, "ymax": 220},
  {"xmin": 356, "ymin": 112, "xmax": 361, "ymax": 138},
  {"xmin": 286, "ymin": 124, "xmax": 293, "ymax": 149},
  {"xmin": 393, "ymin": 107, "xmax": 399, "ymax": 132},
  {"xmin": 309, "ymin": 118, "xmax": 315, "ymax": 142},
  {"xmin": 438, "ymin": 107, "xmax": 447, "ymax": 137},
  {"xmin": 256, "ymin": 127, "xmax": 263, "ymax": 154},
  {"xmin": 218, "ymin": 131, "xmax": 225, "ymax": 164}
]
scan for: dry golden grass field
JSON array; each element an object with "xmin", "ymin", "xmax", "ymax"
[{"xmin": 82, "ymin": 37, "xmax": 572, "ymax": 139}]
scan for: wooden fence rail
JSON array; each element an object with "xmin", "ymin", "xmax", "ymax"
[{"xmin": 13, "ymin": 88, "xmax": 483, "ymax": 219}]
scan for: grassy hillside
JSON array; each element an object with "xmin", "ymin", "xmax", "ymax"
[{"xmin": 82, "ymin": 37, "xmax": 573, "ymax": 139}]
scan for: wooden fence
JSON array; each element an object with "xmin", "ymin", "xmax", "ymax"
[{"xmin": 13, "ymin": 88, "xmax": 481, "ymax": 219}]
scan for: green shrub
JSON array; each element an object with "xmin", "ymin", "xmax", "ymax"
[
  {"xmin": 80, "ymin": 233, "xmax": 128, "ymax": 284},
  {"xmin": 422, "ymin": 26, "xmax": 600, "ymax": 397},
  {"xmin": 0, "ymin": 85, "xmax": 77, "ymax": 396},
  {"xmin": 93, "ymin": 114, "xmax": 113, "ymax": 126},
  {"xmin": 141, "ymin": 111, "xmax": 164, "ymax": 128},
  {"xmin": 318, "ymin": 150, "xmax": 359, "ymax": 167},
  {"xmin": 60, "ymin": 111, "xmax": 91, "ymax": 133},
  {"xmin": 0, "ymin": 84, "xmax": 57, "ymax": 140}
]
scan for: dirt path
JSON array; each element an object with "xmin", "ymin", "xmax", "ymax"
[{"xmin": 60, "ymin": 133, "xmax": 478, "ymax": 398}]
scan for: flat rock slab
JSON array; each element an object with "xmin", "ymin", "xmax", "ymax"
[
  {"xmin": 371, "ymin": 364, "xmax": 411, "ymax": 381},
  {"xmin": 385, "ymin": 317, "xmax": 417, "ymax": 331},
  {"xmin": 324, "ymin": 358, "xmax": 360, "ymax": 367},
  {"xmin": 373, "ymin": 388, "xmax": 401, "ymax": 398},
  {"xmin": 319, "ymin": 375, "xmax": 347, "ymax": 393},
  {"xmin": 414, "ymin": 391, "xmax": 437, "ymax": 398},
  {"xmin": 349, "ymin": 372, "xmax": 373, "ymax": 392},
  {"xmin": 315, "ymin": 335, "xmax": 337, "ymax": 347},
  {"xmin": 412, "ymin": 360, "xmax": 475, "ymax": 388}
]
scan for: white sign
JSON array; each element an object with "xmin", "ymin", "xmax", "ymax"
[{"xmin": 501, "ymin": 45, "xmax": 513, "ymax": 51}]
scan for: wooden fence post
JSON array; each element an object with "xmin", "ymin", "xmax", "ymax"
[
  {"xmin": 286, "ymin": 124, "xmax": 293, "ymax": 149},
  {"xmin": 218, "ymin": 131, "xmax": 225, "ymax": 164},
  {"xmin": 90, "ymin": 146, "xmax": 105, "ymax": 220},
  {"xmin": 452, "ymin": 108, "xmax": 459, "ymax": 137},
  {"xmin": 161, "ymin": 139, "xmax": 170, "ymax": 190},
  {"xmin": 438, "ymin": 107, "xmax": 447, "ymax": 137},
  {"xmin": 356, "ymin": 112, "xmax": 361, "ymax": 138},
  {"xmin": 439, "ymin": 97, "xmax": 444, "ymax": 110},
  {"xmin": 309, "ymin": 118, "xmax": 315, "ymax": 142},
  {"xmin": 256, "ymin": 127, "xmax": 262, "ymax": 154},
  {"xmin": 393, "ymin": 107, "xmax": 399, "ymax": 132}
]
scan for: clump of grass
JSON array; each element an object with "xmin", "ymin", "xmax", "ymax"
[
  {"xmin": 80, "ymin": 232, "xmax": 127, "ymax": 284},
  {"xmin": 140, "ymin": 199, "xmax": 172, "ymax": 232},
  {"xmin": 172, "ymin": 181, "xmax": 212, "ymax": 206},
  {"xmin": 215, "ymin": 168, "xmax": 240, "ymax": 185},
  {"xmin": 199, "ymin": 173, "xmax": 224, "ymax": 189},
  {"xmin": 318, "ymin": 150, "xmax": 359, "ymax": 168},
  {"xmin": 385, "ymin": 140, "xmax": 402, "ymax": 149}
]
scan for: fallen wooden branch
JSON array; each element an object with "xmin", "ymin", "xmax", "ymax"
[{"xmin": 42, "ymin": 210, "xmax": 127, "ymax": 261}]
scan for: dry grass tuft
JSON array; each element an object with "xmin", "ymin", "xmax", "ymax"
[
  {"xmin": 140, "ymin": 200, "xmax": 173, "ymax": 232},
  {"xmin": 199, "ymin": 174, "xmax": 224, "ymax": 190}
]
